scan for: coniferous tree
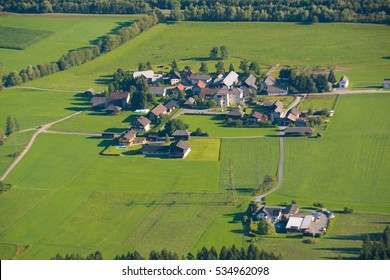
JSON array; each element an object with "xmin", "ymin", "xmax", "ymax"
[
  {"xmin": 199, "ymin": 62, "xmax": 208, "ymax": 73},
  {"xmin": 215, "ymin": 61, "xmax": 225, "ymax": 74},
  {"xmin": 209, "ymin": 47, "xmax": 219, "ymax": 59},
  {"xmin": 171, "ymin": 59, "xmax": 179, "ymax": 71},
  {"xmin": 328, "ymin": 69, "xmax": 336, "ymax": 84},
  {"xmin": 229, "ymin": 63, "xmax": 235, "ymax": 72},
  {"xmin": 220, "ymin": 45, "xmax": 228, "ymax": 59}
]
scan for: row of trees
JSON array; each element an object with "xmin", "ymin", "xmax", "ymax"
[
  {"xmin": 360, "ymin": 226, "xmax": 390, "ymax": 260},
  {"xmin": 1, "ymin": 1, "xmax": 388, "ymax": 24},
  {"xmin": 279, "ymin": 68, "xmax": 335, "ymax": 93},
  {"xmin": 114, "ymin": 244, "xmax": 281, "ymax": 260},
  {"xmin": 1, "ymin": 15, "xmax": 157, "ymax": 88},
  {"xmin": 209, "ymin": 46, "xmax": 228, "ymax": 60}
]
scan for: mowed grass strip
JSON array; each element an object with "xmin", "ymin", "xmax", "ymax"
[
  {"xmin": 299, "ymin": 95, "xmax": 338, "ymax": 112},
  {"xmin": 220, "ymin": 138, "xmax": 280, "ymax": 192},
  {"xmin": 186, "ymin": 138, "xmax": 220, "ymax": 161},
  {"xmin": 268, "ymin": 93, "xmax": 390, "ymax": 213},
  {"xmin": 0, "ymin": 26, "xmax": 53, "ymax": 50},
  {"xmin": 0, "ymin": 243, "xmax": 17, "ymax": 260},
  {"xmin": 178, "ymin": 115, "xmax": 278, "ymax": 137},
  {"xmin": 26, "ymin": 22, "xmax": 390, "ymax": 91}
]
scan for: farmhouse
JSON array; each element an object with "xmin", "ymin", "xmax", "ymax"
[
  {"xmin": 284, "ymin": 127, "xmax": 314, "ymax": 136},
  {"xmin": 172, "ymin": 130, "xmax": 191, "ymax": 140},
  {"xmin": 263, "ymin": 75, "xmax": 288, "ymax": 95},
  {"xmin": 149, "ymin": 86, "xmax": 167, "ymax": 97},
  {"xmin": 193, "ymin": 80, "xmax": 206, "ymax": 94},
  {"xmin": 384, "ymin": 79, "xmax": 390, "ymax": 88},
  {"xmin": 107, "ymin": 92, "xmax": 130, "ymax": 108},
  {"xmin": 339, "ymin": 75, "xmax": 349, "ymax": 88},
  {"xmin": 149, "ymin": 104, "xmax": 168, "ymax": 122},
  {"xmin": 141, "ymin": 140, "xmax": 191, "ymax": 159},
  {"xmin": 247, "ymin": 111, "xmax": 268, "ymax": 125},
  {"xmin": 199, "ymin": 87, "xmax": 219, "ymax": 100},
  {"xmin": 284, "ymin": 108, "xmax": 301, "ymax": 125},
  {"xmin": 131, "ymin": 116, "xmax": 151, "ymax": 132},
  {"xmin": 133, "ymin": 70, "xmax": 163, "ymax": 84},
  {"xmin": 255, "ymin": 204, "xmax": 299, "ymax": 223}
]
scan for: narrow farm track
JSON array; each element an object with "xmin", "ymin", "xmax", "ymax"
[
  {"xmin": 0, "ymin": 111, "xmax": 83, "ymax": 181},
  {"xmin": 254, "ymin": 133, "xmax": 285, "ymax": 203}
]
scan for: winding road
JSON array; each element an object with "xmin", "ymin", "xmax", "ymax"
[{"xmin": 0, "ymin": 111, "xmax": 83, "ymax": 182}]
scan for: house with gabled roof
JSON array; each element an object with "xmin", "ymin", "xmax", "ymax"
[
  {"xmin": 131, "ymin": 116, "xmax": 151, "ymax": 132},
  {"xmin": 247, "ymin": 111, "xmax": 268, "ymax": 125},
  {"xmin": 169, "ymin": 70, "xmax": 181, "ymax": 85},
  {"xmin": 149, "ymin": 86, "xmax": 167, "ymax": 97},
  {"xmin": 119, "ymin": 130, "xmax": 137, "ymax": 146},
  {"xmin": 164, "ymin": 99, "xmax": 179, "ymax": 113},
  {"xmin": 243, "ymin": 74, "xmax": 258, "ymax": 90},
  {"xmin": 91, "ymin": 96, "xmax": 107, "ymax": 109},
  {"xmin": 263, "ymin": 75, "xmax": 288, "ymax": 95},
  {"xmin": 189, "ymin": 73, "xmax": 212, "ymax": 85},
  {"xmin": 133, "ymin": 70, "xmax": 163, "ymax": 84},
  {"xmin": 285, "ymin": 108, "xmax": 301, "ymax": 125},
  {"xmin": 105, "ymin": 104, "xmax": 122, "ymax": 115},
  {"xmin": 227, "ymin": 109, "xmax": 244, "ymax": 119},
  {"xmin": 172, "ymin": 130, "xmax": 191, "ymax": 140},
  {"xmin": 222, "ymin": 71, "xmax": 239, "ymax": 88},
  {"xmin": 339, "ymin": 75, "xmax": 349, "ymax": 88},
  {"xmin": 184, "ymin": 97, "xmax": 196, "ymax": 108},
  {"xmin": 199, "ymin": 87, "xmax": 219, "ymax": 100},
  {"xmin": 141, "ymin": 140, "xmax": 191, "ymax": 159},
  {"xmin": 149, "ymin": 104, "xmax": 168, "ymax": 123}
]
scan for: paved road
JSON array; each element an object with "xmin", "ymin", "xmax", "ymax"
[
  {"xmin": 280, "ymin": 95, "xmax": 303, "ymax": 118},
  {"xmin": 0, "ymin": 111, "xmax": 83, "ymax": 182},
  {"xmin": 172, "ymin": 108, "xmax": 226, "ymax": 119}
]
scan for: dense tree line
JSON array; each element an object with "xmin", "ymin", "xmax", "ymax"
[
  {"xmin": 114, "ymin": 244, "xmax": 281, "ymax": 260},
  {"xmin": 360, "ymin": 226, "xmax": 390, "ymax": 260},
  {"xmin": 1, "ymin": 15, "xmax": 157, "ymax": 88},
  {"xmin": 1, "ymin": 1, "xmax": 388, "ymax": 24},
  {"xmin": 51, "ymin": 251, "xmax": 103, "ymax": 260},
  {"xmin": 279, "ymin": 68, "xmax": 331, "ymax": 93}
]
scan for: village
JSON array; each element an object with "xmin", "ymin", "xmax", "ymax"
[{"xmin": 87, "ymin": 67, "xmax": 351, "ymax": 158}]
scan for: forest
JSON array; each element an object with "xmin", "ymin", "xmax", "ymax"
[{"xmin": 0, "ymin": 0, "xmax": 389, "ymax": 24}]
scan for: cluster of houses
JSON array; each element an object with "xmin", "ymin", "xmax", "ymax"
[{"xmin": 255, "ymin": 204, "xmax": 330, "ymax": 235}]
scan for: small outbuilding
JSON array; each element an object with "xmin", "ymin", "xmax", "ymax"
[
  {"xmin": 284, "ymin": 127, "xmax": 314, "ymax": 137},
  {"xmin": 339, "ymin": 75, "xmax": 349, "ymax": 88}
]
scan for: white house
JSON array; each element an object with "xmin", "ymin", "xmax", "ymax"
[
  {"xmin": 222, "ymin": 71, "xmax": 239, "ymax": 88},
  {"xmin": 339, "ymin": 75, "xmax": 349, "ymax": 88},
  {"xmin": 133, "ymin": 70, "xmax": 163, "ymax": 84},
  {"xmin": 384, "ymin": 79, "xmax": 390, "ymax": 88}
]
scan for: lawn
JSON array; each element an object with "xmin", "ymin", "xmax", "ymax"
[
  {"xmin": 52, "ymin": 110, "xmax": 140, "ymax": 133},
  {"xmin": 219, "ymin": 138, "xmax": 280, "ymax": 193},
  {"xmin": 260, "ymin": 96, "xmax": 296, "ymax": 109},
  {"xmin": 0, "ymin": 88, "xmax": 85, "ymax": 131},
  {"xmin": 0, "ymin": 13, "xmax": 136, "ymax": 72},
  {"xmin": 26, "ymin": 21, "xmax": 390, "ymax": 91},
  {"xmin": 186, "ymin": 138, "xmax": 220, "ymax": 161},
  {"xmin": 298, "ymin": 95, "xmax": 339, "ymax": 112},
  {"xmin": 268, "ymin": 93, "xmax": 390, "ymax": 213},
  {"xmin": 178, "ymin": 115, "xmax": 278, "ymax": 137},
  {"xmin": 0, "ymin": 26, "xmax": 53, "ymax": 50}
]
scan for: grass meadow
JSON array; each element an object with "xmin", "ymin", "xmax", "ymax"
[
  {"xmin": 0, "ymin": 14, "xmax": 136, "ymax": 72},
  {"xmin": 25, "ymin": 21, "xmax": 390, "ymax": 91},
  {"xmin": 298, "ymin": 95, "xmax": 339, "ymax": 112},
  {"xmin": 268, "ymin": 93, "xmax": 390, "ymax": 213},
  {"xmin": 178, "ymin": 115, "xmax": 278, "ymax": 137}
]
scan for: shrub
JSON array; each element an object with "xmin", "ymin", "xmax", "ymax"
[
  {"xmin": 343, "ymin": 207, "xmax": 354, "ymax": 214},
  {"xmin": 313, "ymin": 202, "xmax": 324, "ymax": 208}
]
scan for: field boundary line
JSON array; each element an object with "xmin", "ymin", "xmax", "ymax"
[{"xmin": 5, "ymin": 86, "xmax": 80, "ymax": 93}]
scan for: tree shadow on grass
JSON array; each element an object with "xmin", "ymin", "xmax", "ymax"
[
  {"xmin": 183, "ymin": 56, "xmax": 212, "ymax": 62},
  {"xmin": 313, "ymin": 247, "xmax": 361, "ymax": 257},
  {"xmin": 382, "ymin": 56, "xmax": 390, "ymax": 60},
  {"xmin": 327, "ymin": 233, "xmax": 382, "ymax": 241},
  {"xmin": 223, "ymin": 212, "xmax": 244, "ymax": 224},
  {"xmin": 122, "ymin": 114, "xmax": 139, "ymax": 123},
  {"xmin": 95, "ymin": 75, "xmax": 112, "ymax": 85}
]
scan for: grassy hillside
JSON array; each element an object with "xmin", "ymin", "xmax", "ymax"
[
  {"xmin": 0, "ymin": 14, "xmax": 136, "ymax": 72},
  {"xmin": 25, "ymin": 21, "xmax": 390, "ymax": 91},
  {"xmin": 268, "ymin": 93, "xmax": 390, "ymax": 213}
]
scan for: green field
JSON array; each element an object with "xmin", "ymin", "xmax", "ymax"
[
  {"xmin": 268, "ymin": 93, "xmax": 390, "ymax": 213},
  {"xmin": 299, "ymin": 95, "xmax": 339, "ymax": 112},
  {"xmin": 25, "ymin": 21, "xmax": 390, "ymax": 91},
  {"xmin": 0, "ymin": 14, "xmax": 136, "ymax": 72},
  {"xmin": 178, "ymin": 115, "xmax": 278, "ymax": 137},
  {"xmin": 0, "ymin": 26, "xmax": 53, "ymax": 50}
]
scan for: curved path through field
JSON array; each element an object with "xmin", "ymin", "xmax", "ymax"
[
  {"xmin": 0, "ymin": 111, "xmax": 83, "ymax": 181},
  {"xmin": 254, "ymin": 131, "xmax": 285, "ymax": 203}
]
